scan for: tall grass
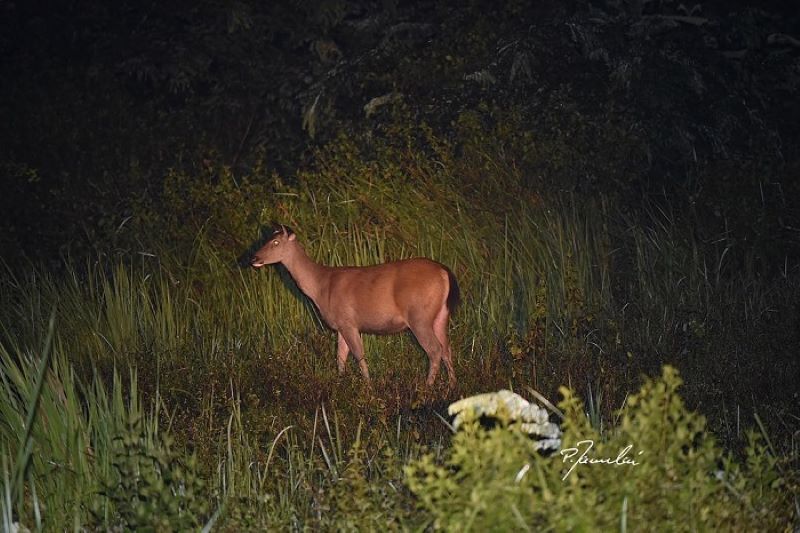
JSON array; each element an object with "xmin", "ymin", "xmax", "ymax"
[
  {"xmin": 0, "ymin": 314, "xmax": 171, "ymax": 528},
  {"xmin": 1, "ymin": 181, "xmax": 794, "ymax": 404},
  {"xmin": 1, "ymin": 192, "xmax": 617, "ymax": 383},
  {"xmin": 0, "ymin": 184, "xmax": 621, "ymax": 528},
  {"xmin": 0, "ymin": 129, "xmax": 797, "ymax": 527}
]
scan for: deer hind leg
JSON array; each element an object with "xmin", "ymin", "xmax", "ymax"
[
  {"xmin": 409, "ymin": 318, "xmax": 444, "ymax": 387},
  {"xmin": 432, "ymin": 306, "xmax": 456, "ymax": 388},
  {"xmin": 336, "ymin": 332, "xmax": 350, "ymax": 374},
  {"xmin": 338, "ymin": 327, "xmax": 370, "ymax": 382}
]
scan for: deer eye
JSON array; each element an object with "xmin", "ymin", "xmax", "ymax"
[{"xmin": 272, "ymin": 240, "xmax": 279, "ymax": 246}]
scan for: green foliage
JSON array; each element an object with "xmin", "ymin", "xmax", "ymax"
[
  {"xmin": 138, "ymin": 161, "xmax": 272, "ymax": 254},
  {"xmin": 319, "ymin": 433, "xmax": 408, "ymax": 531},
  {"xmin": 1, "ymin": 113, "xmax": 797, "ymax": 441},
  {"xmin": 0, "ymin": 268, "xmax": 797, "ymax": 529},
  {"xmin": 0, "ymin": 325, "xmax": 214, "ymax": 530},
  {"xmin": 0, "ymin": 94, "xmax": 796, "ymax": 531},
  {"xmin": 406, "ymin": 366, "xmax": 796, "ymax": 531},
  {"xmin": 406, "ymin": 414, "xmax": 544, "ymax": 531},
  {"xmin": 97, "ymin": 412, "xmax": 208, "ymax": 530},
  {"xmin": 1, "ymin": 1, "xmax": 799, "ymax": 529},
  {"xmin": 91, "ymin": 120, "xmax": 621, "ymax": 387}
]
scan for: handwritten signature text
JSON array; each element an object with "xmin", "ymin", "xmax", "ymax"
[{"xmin": 560, "ymin": 439, "xmax": 643, "ymax": 480}]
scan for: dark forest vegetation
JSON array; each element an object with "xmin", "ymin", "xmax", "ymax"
[{"xmin": 1, "ymin": 0, "xmax": 798, "ymax": 529}]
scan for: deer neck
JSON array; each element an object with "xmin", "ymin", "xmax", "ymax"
[{"xmin": 282, "ymin": 244, "xmax": 328, "ymax": 302}]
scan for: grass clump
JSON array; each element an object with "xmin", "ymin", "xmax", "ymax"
[{"xmin": 0, "ymin": 318, "xmax": 213, "ymax": 530}]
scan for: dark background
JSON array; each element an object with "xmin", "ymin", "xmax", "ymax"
[{"xmin": 1, "ymin": 0, "xmax": 798, "ymax": 267}]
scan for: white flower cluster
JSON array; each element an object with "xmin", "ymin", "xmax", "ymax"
[{"xmin": 448, "ymin": 390, "xmax": 562, "ymax": 452}]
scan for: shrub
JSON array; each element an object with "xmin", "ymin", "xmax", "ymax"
[{"xmin": 405, "ymin": 366, "xmax": 796, "ymax": 531}]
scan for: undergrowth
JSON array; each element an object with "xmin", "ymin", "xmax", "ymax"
[
  {"xmin": 406, "ymin": 367, "xmax": 796, "ymax": 531},
  {"xmin": 0, "ymin": 121, "xmax": 797, "ymax": 529},
  {"xmin": 1, "ymin": 338, "xmax": 795, "ymax": 530}
]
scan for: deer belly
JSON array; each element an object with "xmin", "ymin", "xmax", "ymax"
[
  {"xmin": 360, "ymin": 314, "xmax": 408, "ymax": 334},
  {"xmin": 324, "ymin": 295, "xmax": 408, "ymax": 334}
]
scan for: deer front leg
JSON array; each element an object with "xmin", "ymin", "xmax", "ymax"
[{"xmin": 338, "ymin": 327, "xmax": 370, "ymax": 382}]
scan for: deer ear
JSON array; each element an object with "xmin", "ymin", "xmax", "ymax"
[{"xmin": 288, "ymin": 232, "xmax": 296, "ymax": 241}]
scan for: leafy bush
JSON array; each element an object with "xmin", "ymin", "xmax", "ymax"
[
  {"xmin": 95, "ymin": 412, "xmax": 208, "ymax": 530},
  {"xmin": 317, "ymin": 435, "xmax": 410, "ymax": 532},
  {"xmin": 405, "ymin": 366, "xmax": 797, "ymax": 531}
]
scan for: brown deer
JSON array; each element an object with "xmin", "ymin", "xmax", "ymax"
[{"xmin": 250, "ymin": 225, "xmax": 459, "ymax": 388}]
